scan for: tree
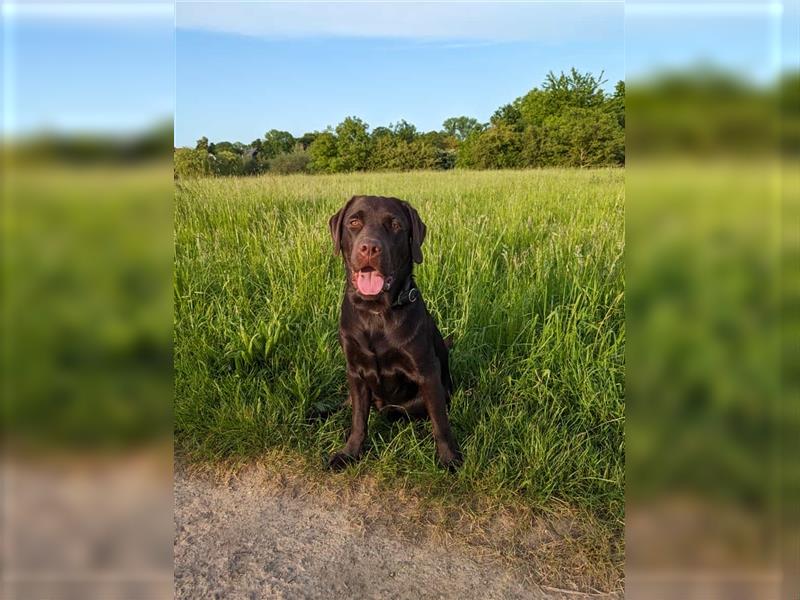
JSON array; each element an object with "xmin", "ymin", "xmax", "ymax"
[
  {"xmin": 517, "ymin": 69, "xmax": 608, "ymax": 128},
  {"xmin": 209, "ymin": 149, "xmax": 243, "ymax": 176},
  {"xmin": 268, "ymin": 149, "xmax": 311, "ymax": 174},
  {"xmin": 541, "ymin": 68, "xmax": 607, "ymax": 110},
  {"xmin": 457, "ymin": 124, "xmax": 523, "ymax": 169},
  {"xmin": 308, "ymin": 131, "xmax": 339, "ymax": 173},
  {"xmin": 391, "ymin": 119, "xmax": 417, "ymax": 143},
  {"xmin": 539, "ymin": 108, "xmax": 622, "ymax": 167},
  {"xmin": 334, "ymin": 117, "xmax": 370, "ymax": 171},
  {"xmin": 611, "ymin": 80, "xmax": 625, "ymax": 129},
  {"xmin": 174, "ymin": 147, "xmax": 209, "ymax": 178},
  {"xmin": 262, "ymin": 129, "xmax": 295, "ymax": 159},
  {"xmin": 442, "ymin": 116, "xmax": 484, "ymax": 141},
  {"xmin": 210, "ymin": 141, "xmax": 240, "ymax": 155},
  {"xmin": 490, "ymin": 103, "xmax": 524, "ymax": 131},
  {"xmin": 297, "ymin": 132, "xmax": 318, "ymax": 150},
  {"xmin": 371, "ymin": 126, "xmax": 393, "ymax": 140},
  {"xmin": 242, "ymin": 145, "xmax": 263, "ymax": 175},
  {"xmin": 186, "ymin": 67, "xmax": 625, "ymax": 175}
]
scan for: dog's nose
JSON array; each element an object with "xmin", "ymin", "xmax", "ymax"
[{"xmin": 358, "ymin": 239, "xmax": 382, "ymax": 258}]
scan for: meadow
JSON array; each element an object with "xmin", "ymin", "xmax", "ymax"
[{"xmin": 174, "ymin": 169, "xmax": 625, "ymax": 528}]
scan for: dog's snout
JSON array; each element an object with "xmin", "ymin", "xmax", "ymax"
[{"xmin": 358, "ymin": 239, "xmax": 382, "ymax": 258}]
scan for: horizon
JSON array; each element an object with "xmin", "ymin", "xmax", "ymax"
[
  {"xmin": 174, "ymin": 63, "xmax": 625, "ymax": 149},
  {"xmin": 2, "ymin": 1, "xmax": 788, "ymax": 144},
  {"xmin": 175, "ymin": 2, "xmax": 624, "ymax": 147}
]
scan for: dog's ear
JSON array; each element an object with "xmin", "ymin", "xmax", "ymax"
[
  {"xmin": 402, "ymin": 201, "xmax": 427, "ymax": 264},
  {"xmin": 328, "ymin": 197, "xmax": 355, "ymax": 256}
]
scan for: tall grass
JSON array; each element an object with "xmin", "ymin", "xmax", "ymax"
[{"xmin": 174, "ymin": 169, "xmax": 624, "ymax": 523}]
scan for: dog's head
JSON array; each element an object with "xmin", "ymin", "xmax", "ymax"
[{"xmin": 328, "ymin": 195, "xmax": 426, "ymax": 300}]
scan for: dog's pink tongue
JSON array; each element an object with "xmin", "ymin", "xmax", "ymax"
[{"xmin": 357, "ymin": 271, "xmax": 385, "ymax": 295}]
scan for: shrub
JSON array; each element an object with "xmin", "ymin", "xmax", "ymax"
[
  {"xmin": 268, "ymin": 150, "xmax": 311, "ymax": 174},
  {"xmin": 174, "ymin": 148, "xmax": 208, "ymax": 178},
  {"xmin": 209, "ymin": 150, "xmax": 243, "ymax": 176},
  {"xmin": 456, "ymin": 124, "xmax": 523, "ymax": 169},
  {"xmin": 308, "ymin": 132, "xmax": 339, "ymax": 173}
]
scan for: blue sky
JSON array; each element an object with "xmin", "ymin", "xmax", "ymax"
[
  {"xmin": 2, "ymin": 1, "xmax": 793, "ymax": 142},
  {"xmin": 625, "ymin": 1, "xmax": 787, "ymax": 84},
  {"xmin": 2, "ymin": 4, "xmax": 174, "ymax": 135},
  {"xmin": 175, "ymin": 1, "xmax": 625, "ymax": 146}
]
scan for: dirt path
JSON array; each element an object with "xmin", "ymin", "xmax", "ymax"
[{"xmin": 174, "ymin": 466, "xmax": 605, "ymax": 600}]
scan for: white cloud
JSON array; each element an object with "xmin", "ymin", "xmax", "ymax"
[{"xmin": 176, "ymin": 1, "xmax": 622, "ymax": 43}]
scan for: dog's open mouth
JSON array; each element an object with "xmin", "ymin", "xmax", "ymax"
[{"xmin": 353, "ymin": 267, "xmax": 391, "ymax": 296}]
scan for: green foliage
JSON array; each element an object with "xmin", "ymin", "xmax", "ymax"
[
  {"xmin": 334, "ymin": 116, "xmax": 371, "ymax": 171},
  {"xmin": 178, "ymin": 68, "xmax": 625, "ymax": 176},
  {"xmin": 611, "ymin": 81, "xmax": 625, "ymax": 129},
  {"xmin": 174, "ymin": 147, "xmax": 209, "ymax": 179},
  {"xmin": 210, "ymin": 141, "xmax": 241, "ymax": 156},
  {"xmin": 462, "ymin": 69, "xmax": 624, "ymax": 169},
  {"xmin": 297, "ymin": 132, "xmax": 319, "ymax": 150},
  {"xmin": 491, "ymin": 103, "xmax": 524, "ymax": 131},
  {"xmin": 369, "ymin": 136, "xmax": 443, "ymax": 171},
  {"xmin": 268, "ymin": 149, "xmax": 311, "ymax": 174},
  {"xmin": 308, "ymin": 131, "xmax": 339, "ymax": 173},
  {"xmin": 8, "ymin": 121, "xmax": 173, "ymax": 165},
  {"xmin": 262, "ymin": 129, "xmax": 295, "ymax": 159},
  {"xmin": 457, "ymin": 124, "xmax": 523, "ymax": 169},
  {"xmin": 391, "ymin": 119, "xmax": 418, "ymax": 143},
  {"xmin": 371, "ymin": 126, "xmax": 393, "ymax": 139},
  {"xmin": 627, "ymin": 68, "xmax": 780, "ymax": 157},
  {"xmin": 209, "ymin": 149, "xmax": 243, "ymax": 176},
  {"xmin": 538, "ymin": 108, "xmax": 624, "ymax": 167},
  {"xmin": 442, "ymin": 116, "xmax": 485, "ymax": 141}
]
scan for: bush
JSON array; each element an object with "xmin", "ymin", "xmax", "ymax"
[
  {"xmin": 308, "ymin": 132, "xmax": 339, "ymax": 173},
  {"xmin": 174, "ymin": 148, "xmax": 208, "ymax": 178},
  {"xmin": 539, "ymin": 108, "xmax": 623, "ymax": 167},
  {"xmin": 268, "ymin": 150, "xmax": 311, "ymax": 174},
  {"xmin": 209, "ymin": 150, "xmax": 243, "ymax": 176},
  {"xmin": 456, "ymin": 124, "xmax": 523, "ymax": 169}
]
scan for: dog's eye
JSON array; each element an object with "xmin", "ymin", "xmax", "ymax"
[
  {"xmin": 390, "ymin": 220, "xmax": 402, "ymax": 232},
  {"xmin": 348, "ymin": 218, "xmax": 362, "ymax": 228}
]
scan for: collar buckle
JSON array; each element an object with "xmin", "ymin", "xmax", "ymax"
[{"xmin": 391, "ymin": 282, "xmax": 420, "ymax": 308}]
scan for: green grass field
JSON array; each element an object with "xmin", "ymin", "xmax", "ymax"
[{"xmin": 174, "ymin": 168, "xmax": 625, "ymax": 525}]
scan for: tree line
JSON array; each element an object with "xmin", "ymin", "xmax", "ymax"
[{"xmin": 174, "ymin": 69, "xmax": 624, "ymax": 178}]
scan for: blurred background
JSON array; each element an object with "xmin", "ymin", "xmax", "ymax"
[
  {"xmin": 1, "ymin": 1, "xmax": 798, "ymax": 599},
  {"xmin": 626, "ymin": 0, "xmax": 798, "ymax": 598},
  {"xmin": 1, "ymin": 1, "xmax": 174, "ymax": 598}
]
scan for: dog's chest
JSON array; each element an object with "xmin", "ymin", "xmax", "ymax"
[{"xmin": 355, "ymin": 330, "xmax": 415, "ymax": 399}]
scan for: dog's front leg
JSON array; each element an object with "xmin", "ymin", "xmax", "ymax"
[
  {"xmin": 419, "ymin": 364, "xmax": 463, "ymax": 471},
  {"xmin": 326, "ymin": 372, "xmax": 370, "ymax": 471}
]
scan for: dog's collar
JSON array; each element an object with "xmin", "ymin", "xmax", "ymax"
[{"xmin": 391, "ymin": 277, "xmax": 420, "ymax": 308}]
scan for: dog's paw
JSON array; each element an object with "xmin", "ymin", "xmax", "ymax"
[
  {"xmin": 325, "ymin": 451, "xmax": 357, "ymax": 471},
  {"xmin": 436, "ymin": 447, "xmax": 463, "ymax": 472}
]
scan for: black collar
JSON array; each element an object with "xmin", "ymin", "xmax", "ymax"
[{"xmin": 391, "ymin": 277, "xmax": 420, "ymax": 308}]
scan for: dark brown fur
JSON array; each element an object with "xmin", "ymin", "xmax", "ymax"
[{"xmin": 326, "ymin": 195, "xmax": 462, "ymax": 471}]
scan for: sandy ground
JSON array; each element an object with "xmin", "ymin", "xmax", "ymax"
[
  {"xmin": 1, "ymin": 455, "xmax": 173, "ymax": 600},
  {"xmin": 174, "ymin": 466, "xmax": 606, "ymax": 600}
]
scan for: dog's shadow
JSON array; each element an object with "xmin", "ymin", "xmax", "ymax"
[
  {"xmin": 305, "ymin": 401, "xmax": 429, "ymax": 454},
  {"xmin": 305, "ymin": 401, "xmax": 346, "ymax": 424}
]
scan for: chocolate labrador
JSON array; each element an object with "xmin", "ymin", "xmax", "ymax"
[{"xmin": 326, "ymin": 195, "xmax": 462, "ymax": 471}]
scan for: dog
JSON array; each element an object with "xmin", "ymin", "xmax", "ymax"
[{"xmin": 326, "ymin": 195, "xmax": 462, "ymax": 471}]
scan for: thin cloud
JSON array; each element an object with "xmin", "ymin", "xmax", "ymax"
[{"xmin": 176, "ymin": 2, "xmax": 622, "ymax": 43}]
